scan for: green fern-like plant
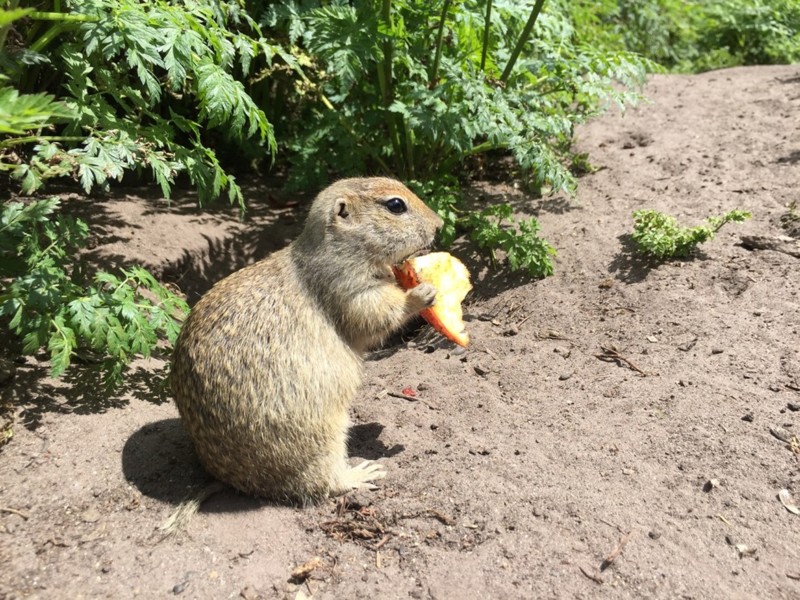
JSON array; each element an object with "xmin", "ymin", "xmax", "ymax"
[
  {"xmin": 631, "ymin": 208, "xmax": 751, "ymax": 259},
  {"xmin": 0, "ymin": 2, "xmax": 278, "ymax": 390},
  {"xmin": 258, "ymin": 0, "xmax": 653, "ymax": 277},
  {"xmin": 265, "ymin": 0, "xmax": 652, "ymax": 192},
  {"xmin": 2, "ymin": 1, "xmax": 280, "ymax": 205},
  {"xmin": 0, "ymin": 198, "xmax": 188, "ymax": 386},
  {"xmin": 467, "ymin": 204, "xmax": 557, "ymax": 277},
  {"xmin": 409, "ymin": 178, "xmax": 556, "ymax": 278}
]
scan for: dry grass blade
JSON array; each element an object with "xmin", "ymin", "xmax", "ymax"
[
  {"xmin": 595, "ymin": 346, "xmax": 647, "ymax": 376},
  {"xmin": 321, "ymin": 499, "xmax": 391, "ymax": 549},
  {"xmin": 600, "ymin": 529, "xmax": 635, "ymax": 571},
  {"xmin": 386, "ymin": 390, "xmax": 440, "ymax": 410}
]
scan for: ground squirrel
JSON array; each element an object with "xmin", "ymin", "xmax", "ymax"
[{"xmin": 170, "ymin": 177, "xmax": 443, "ymax": 505}]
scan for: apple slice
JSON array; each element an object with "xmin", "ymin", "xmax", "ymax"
[{"xmin": 393, "ymin": 252, "xmax": 472, "ymax": 347}]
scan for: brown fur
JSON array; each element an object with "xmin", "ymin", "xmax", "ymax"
[{"xmin": 170, "ymin": 178, "xmax": 442, "ymax": 504}]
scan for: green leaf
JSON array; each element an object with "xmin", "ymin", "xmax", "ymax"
[
  {"xmin": 0, "ymin": 87, "xmax": 76, "ymax": 136},
  {"xmin": 48, "ymin": 315, "xmax": 77, "ymax": 377},
  {"xmin": 67, "ymin": 297, "xmax": 97, "ymax": 337}
]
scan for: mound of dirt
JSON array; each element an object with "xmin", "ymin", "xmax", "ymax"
[{"xmin": 1, "ymin": 65, "xmax": 799, "ymax": 599}]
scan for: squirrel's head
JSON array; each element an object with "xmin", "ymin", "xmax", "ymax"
[{"xmin": 298, "ymin": 177, "xmax": 443, "ymax": 267}]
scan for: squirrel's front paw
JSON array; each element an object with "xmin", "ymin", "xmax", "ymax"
[{"xmin": 407, "ymin": 283, "xmax": 437, "ymax": 313}]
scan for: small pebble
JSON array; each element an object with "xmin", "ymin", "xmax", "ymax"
[
  {"xmin": 711, "ymin": 348, "xmax": 724, "ymax": 355},
  {"xmin": 240, "ymin": 587, "xmax": 259, "ymax": 600},
  {"xmin": 787, "ymin": 403, "xmax": 800, "ymax": 412},
  {"xmin": 81, "ymin": 508, "xmax": 101, "ymax": 523},
  {"xmin": 648, "ymin": 529, "xmax": 662, "ymax": 540},
  {"xmin": 741, "ymin": 412, "xmax": 754, "ymax": 422},
  {"xmin": 473, "ymin": 364, "xmax": 489, "ymax": 377},
  {"xmin": 172, "ymin": 582, "xmax": 189, "ymax": 595},
  {"xmin": 559, "ymin": 372, "xmax": 573, "ymax": 381}
]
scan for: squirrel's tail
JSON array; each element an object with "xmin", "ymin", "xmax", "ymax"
[{"xmin": 160, "ymin": 481, "xmax": 226, "ymax": 536}]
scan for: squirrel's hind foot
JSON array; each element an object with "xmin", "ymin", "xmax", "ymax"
[{"xmin": 336, "ymin": 460, "xmax": 387, "ymax": 492}]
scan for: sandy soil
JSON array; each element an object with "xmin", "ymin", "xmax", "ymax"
[{"xmin": 1, "ymin": 65, "xmax": 799, "ymax": 599}]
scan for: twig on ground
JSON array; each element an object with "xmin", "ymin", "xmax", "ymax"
[
  {"xmin": 0, "ymin": 507, "xmax": 30, "ymax": 520},
  {"xmin": 387, "ymin": 391, "xmax": 419, "ymax": 402},
  {"xmin": 386, "ymin": 390, "xmax": 439, "ymax": 411},
  {"xmin": 595, "ymin": 346, "xmax": 647, "ymax": 376},
  {"xmin": 516, "ymin": 312, "xmax": 535, "ymax": 328},
  {"xmin": 426, "ymin": 509, "xmax": 456, "ymax": 526},
  {"xmin": 600, "ymin": 529, "xmax": 635, "ymax": 571},
  {"xmin": 397, "ymin": 509, "xmax": 456, "ymax": 526},
  {"xmin": 579, "ymin": 565, "xmax": 604, "ymax": 584},
  {"xmin": 598, "ymin": 518, "xmax": 623, "ymax": 532},
  {"xmin": 537, "ymin": 329, "xmax": 572, "ymax": 342}
]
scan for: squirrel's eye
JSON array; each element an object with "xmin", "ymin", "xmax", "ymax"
[{"xmin": 385, "ymin": 197, "xmax": 407, "ymax": 214}]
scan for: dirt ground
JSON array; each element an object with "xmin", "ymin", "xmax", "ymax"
[{"xmin": 1, "ymin": 65, "xmax": 799, "ymax": 599}]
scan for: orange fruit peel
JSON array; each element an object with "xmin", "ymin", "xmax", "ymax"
[{"xmin": 393, "ymin": 252, "xmax": 472, "ymax": 347}]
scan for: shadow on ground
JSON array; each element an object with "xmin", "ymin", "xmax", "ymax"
[
  {"xmin": 67, "ymin": 181, "xmax": 309, "ymax": 305},
  {"xmin": 121, "ymin": 418, "xmax": 401, "ymax": 512},
  {"xmin": 1, "ymin": 359, "xmax": 169, "ymax": 431},
  {"xmin": 122, "ymin": 418, "xmax": 207, "ymax": 505},
  {"xmin": 348, "ymin": 422, "xmax": 405, "ymax": 461}
]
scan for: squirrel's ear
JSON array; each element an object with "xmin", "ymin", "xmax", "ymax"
[{"xmin": 335, "ymin": 199, "xmax": 350, "ymax": 221}]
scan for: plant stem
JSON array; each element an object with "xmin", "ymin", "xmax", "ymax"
[
  {"xmin": 0, "ymin": 135, "xmax": 85, "ymax": 149},
  {"xmin": 429, "ymin": 0, "xmax": 451, "ymax": 87},
  {"xmin": 480, "ymin": 0, "xmax": 493, "ymax": 72},
  {"xmin": 500, "ymin": 0, "xmax": 546, "ymax": 84},
  {"xmin": 378, "ymin": 0, "xmax": 405, "ymax": 176},
  {"xmin": 380, "ymin": 0, "xmax": 394, "ymax": 107},
  {"xmin": 0, "ymin": 1, "xmax": 24, "ymax": 51},
  {"xmin": 29, "ymin": 22, "xmax": 67, "ymax": 54},
  {"xmin": 28, "ymin": 11, "xmax": 98, "ymax": 23},
  {"xmin": 403, "ymin": 119, "xmax": 415, "ymax": 179},
  {"xmin": 466, "ymin": 139, "xmax": 507, "ymax": 155}
]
